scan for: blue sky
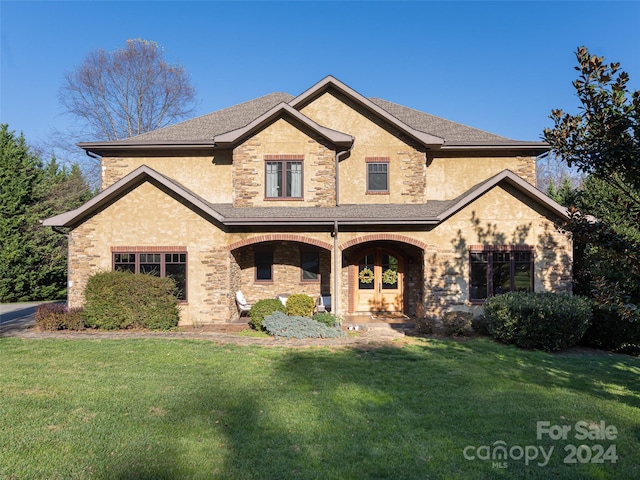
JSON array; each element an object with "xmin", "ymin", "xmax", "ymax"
[{"xmin": 2, "ymin": 1, "xmax": 639, "ymax": 157}]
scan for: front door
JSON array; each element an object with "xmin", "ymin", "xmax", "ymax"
[{"xmin": 355, "ymin": 249, "xmax": 403, "ymax": 313}]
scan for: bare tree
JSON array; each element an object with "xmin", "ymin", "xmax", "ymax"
[{"xmin": 59, "ymin": 39, "xmax": 197, "ymax": 141}]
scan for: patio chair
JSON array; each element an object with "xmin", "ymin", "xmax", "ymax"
[
  {"xmin": 314, "ymin": 294, "xmax": 326, "ymax": 313},
  {"xmin": 235, "ymin": 291, "xmax": 252, "ymax": 317}
]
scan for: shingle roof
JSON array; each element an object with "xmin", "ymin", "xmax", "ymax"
[
  {"xmin": 131, "ymin": 92, "xmax": 294, "ymax": 142},
  {"xmin": 43, "ymin": 166, "xmax": 567, "ymax": 228},
  {"xmin": 78, "ymin": 76, "xmax": 547, "ymax": 156},
  {"xmin": 369, "ymin": 98, "xmax": 508, "ymax": 143}
]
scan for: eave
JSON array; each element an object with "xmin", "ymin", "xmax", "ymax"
[{"xmin": 77, "ymin": 140, "xmax": 216, "ymax": 157}]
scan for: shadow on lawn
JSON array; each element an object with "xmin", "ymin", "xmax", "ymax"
[{"xmin": 107, "ymin": 339, "xmax": 638, "ymax": 479}]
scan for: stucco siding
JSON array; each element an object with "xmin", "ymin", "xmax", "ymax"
[
  {"xmin": 68, "ymin": 181, "xmax": 232, "ymax": 324},
  {"xmin": 300, "ymin": 91, "xmax": 427, "ymax": 204},
  {"xmin": 101, "ymin": 152, "xmax": 233, "ymax": 204}
]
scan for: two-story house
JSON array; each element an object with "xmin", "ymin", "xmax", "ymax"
[{"xmin": 44, "ymin": 76, "xmax": 572, "ymax": 324}]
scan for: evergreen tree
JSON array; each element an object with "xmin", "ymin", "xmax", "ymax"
[{"xmin": 0, "ymin": 124, "xmax": 92, "ymax": 301}]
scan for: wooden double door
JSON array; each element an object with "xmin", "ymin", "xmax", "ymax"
[{"xmin": 354, "ymin": 248, "xmax": 403, "ymax": 313}]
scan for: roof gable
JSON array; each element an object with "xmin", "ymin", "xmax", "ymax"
[
  {"xmin": 43, "ymin": 165, "xmax": 225, "ymax": 228},
  {"xmin": 213, "ymin": 102, "xmax": 353, "ymax": 148},
  {"xmin": 289, "ymin": 75, "xmax": 445, "ymax": 149},
  {"xmin": 437, "ymin": 170, "xmax": 569, "ymax": 221}
]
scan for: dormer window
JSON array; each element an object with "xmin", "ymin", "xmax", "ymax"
[
  {"xmin": 265, "ymin": 155, "xmax": 303, "ymax": 199},
  {"xmin": 366, "ymin": 157, "xmax": 389, "ymax": 194}
]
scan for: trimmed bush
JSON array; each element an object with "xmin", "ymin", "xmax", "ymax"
[
  {"xmin": 484, "ymin": 292, "xmax": 592, "ymax": 351},
  {"xmin": 285, "ymin": 294, "xmax": 315, "ymax": 317},
  {"xmin": 249, "ymin": 298, "xmax": 285, "ymax": 331},
  {"xmin": 35, "ymin": 303, "xmax": 67, "ymax": 331},
  {"xmin": 312, "ymin": 311, "xmax": 342, "ymax": 328},
  {"xmin": 582, "ymin": 305, "xmax": 640, "ymax": 354},
  {"xmin": 35, "ymin": 303, "xmax": 86, "ymax": 331},
  {"xmin": 83, "ymin": 271, "xmax": 179, "ymax": 330},
  {"xmin": 262, "ymin": 311, "xmax": 346, "ymax": 339},
  {"xmin": 471, "ymin": 315, "xmax": 489, "ymax": 335},
  {"xmin": 442, "ymin": 311, "xmax": 473, "ymax": 336}
]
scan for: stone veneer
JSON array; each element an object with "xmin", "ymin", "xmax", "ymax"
[
  {"xmin": 232, "ymin": 119, "xmax": 336, "ymax": 208},
  {"xmin": 101, "ymin": 157, "xmax": 130, "ymax": 190}
]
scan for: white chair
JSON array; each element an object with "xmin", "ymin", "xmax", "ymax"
[
  {"xmin": 235, "ymin": 291, "xmax": 252, "ymax": 317},
  {"xmin": 315, "ymin": 294, "xmax": 326, "ymax": 313}
]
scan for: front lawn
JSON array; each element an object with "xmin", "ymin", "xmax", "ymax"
[{"xmin": 0, "ymin": 337, "xmax": 638, "ymax": 479}]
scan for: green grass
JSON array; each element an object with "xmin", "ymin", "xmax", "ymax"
[{"xmin": 0, "ymin": 337, "xmax": 638, "ymax": 479}]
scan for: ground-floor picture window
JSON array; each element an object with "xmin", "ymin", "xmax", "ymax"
[
  {"xmin": 469, "ymin": 246, "xmax": 533, "ymax": 301},
  {"xmin": 113, "ymin": 251, "xmax": 187, "ymax": 301}
]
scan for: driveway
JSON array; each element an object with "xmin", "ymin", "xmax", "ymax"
[{"xmin": 0, "ymin": 302, "xmax": 46, "ymax": 336}]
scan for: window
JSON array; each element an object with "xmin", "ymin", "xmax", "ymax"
[
  {"xmin": 469, "ymin": 246, "xmax": 533, "ymax": 301},
  {"xmin": 255, "ymin": 250, "xmax": 273, "ymax": 281},
  {"xmin": 113, "ymin": 251, "xmax": 187, "ymax": 301},
  {"xmin": 265, "ymin": 156, "xmax": 303, "ymax": 199},
  {"xmin": 366, "ymin": 157, "xmax": 389, "ymax": 193},
  {"xmin": 301, "ymin": 251, "xmax": 319, "ymax": 282}
]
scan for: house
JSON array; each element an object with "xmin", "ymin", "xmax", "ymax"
[{"xmin": 44, "ymin": 76, "xmax": 572, "ymax": 324}]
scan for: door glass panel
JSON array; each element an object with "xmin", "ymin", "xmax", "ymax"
[
  {"xmin": 381, "ymin": 254, "xmax": 399, "ymax": 289},
  {"xmin": 358, "ymin": 254, "xmax": 375, "ymax": 290}
]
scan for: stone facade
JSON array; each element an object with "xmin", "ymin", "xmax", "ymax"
[{"xmin": 55, "ymin": 78, "xmax": 572, "ymax": 326}]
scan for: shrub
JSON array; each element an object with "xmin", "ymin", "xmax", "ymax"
[
  {"xmin": 249, "ymin": 298, "xmax": 285, "ymax": 331},
  {"xmin": 582, "ymin": 305, "xmax": 640, "ymax": 354},
  {"xmin": 83, "ymin": 271, "xmax": 179, "ymax": 330},
  {"xmin": 35, "ymin": 303, "xmax": 86, "ymax": 331},
  {"xmin": 414, "ymin": 316, "xmax": 437, "ymax": 334},
  {"xmin": 413, "ymin": 302, "xmax": 436, "ymax": 334},
  {"xmin": 285, "ymin": 294, "xmax": 315, "ymax": 317},
  {"xmin": 442, "ymin": 311, "xmax": 473, "ymax": 336},
  {"xmin": 484, "ymin": 292, "xmax": 592, "ymax": 352},
  {"xmin": 471, "ymin": 315, "xmax": 489, "ymax": 335},
  {"xmin": 35, "ymin": 303, "xmax": 67, "ymax": 331},
  {"xmin": 262, "ymin": 311, "xmax": 346, "ymax": 339},
  {"xmin": 312, "ymin": 311, "xmax": 342, "ymax": 328}
]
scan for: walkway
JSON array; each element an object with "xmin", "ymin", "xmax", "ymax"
[{"xmin": 1, "ymin": 303, "xmax": 413, "ymax": 347}]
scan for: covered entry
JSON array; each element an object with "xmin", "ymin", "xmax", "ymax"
[{"xmin": 355, "ymin": 248, "xmax": 403, "ymax": 312}]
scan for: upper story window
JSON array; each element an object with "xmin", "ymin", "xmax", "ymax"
[
  {"xmin": 469, "ymin": 246, "xmax": 533, "ymax": 302},
  {"xmin": 265, "ymin": 155, "xmax": 303, "ymax": 199},
  {"xmin": 113, "ymin": 249, "xmax": 187, "ymax": 301},
  {"xmin": 366, "ymin": 157, "xmax": 389, "ymax": 194}
]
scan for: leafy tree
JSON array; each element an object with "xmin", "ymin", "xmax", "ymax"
[
  {"xmin": 543, "ymin": 46, "xmax": 640, "ymax": 323},
  {"xmin": 0, "ymin": 125, "xmax": 92, "ymax": 302},
  {"xmin": 59, "ymin": 38, "xmax": 197, "ymax": 141}
]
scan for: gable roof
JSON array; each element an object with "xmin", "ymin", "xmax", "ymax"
[
  {"xmin": 213, "ymin": 102, "xmax": 353, "ymax": 148},
  {"xmin": 288, "ymin": 75, "xmax": 445, "ymax": 148},
  {"xmin": 77, "ymin": 76, "xmax": 548, "ymax": 156},
  {"xmin": 436, "ymin": 169, "xmax": 569, "ymax": 221},
  {"xmin": 44, "ymin": 165, "xmax": 567, "ymax": 229}
]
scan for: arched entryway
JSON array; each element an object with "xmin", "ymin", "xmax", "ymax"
[{"xmin": 354, "ymin": 247, "xmax": 403, "ymax": 313}]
